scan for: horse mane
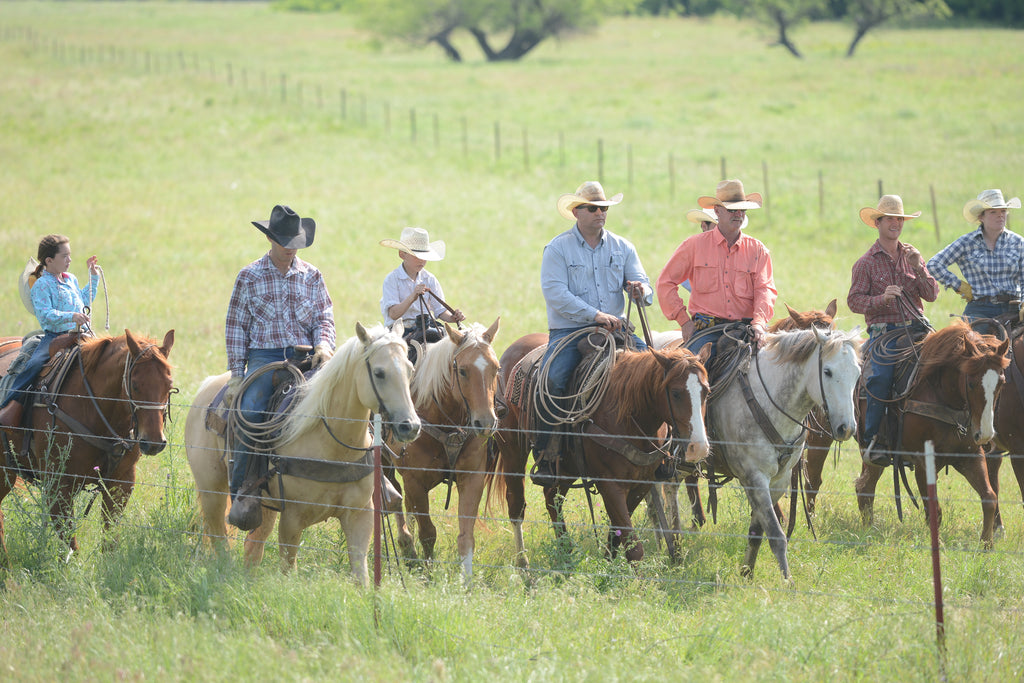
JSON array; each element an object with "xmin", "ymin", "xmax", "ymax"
[
  {"xmin": 412, "ymin": 322, "xmax": 492, "ymax": 409},
  {"xmin": 279, "ymin": 323, "xmax": 402, "ymax": 445},
  {"xmin": 608, "ymin": 348, "xmax": 707, "ymax": 424},
  {"xmin": 916, "ymin": 319, "xmax": 1009, "ymax": 383},
  {"xmin": 79, "ymin": 332, "xmax": 171, "ymax": 376},
  {"xmin": 761, "ymin": 328, "xmax": 861, "ymax": 365}
]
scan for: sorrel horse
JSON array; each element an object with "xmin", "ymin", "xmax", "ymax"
[
  {"xmin": 489, "ymin": 333, "xmax": 710, "ymax": 567},
  {"xmin": 0, "ymin": 329, "xmax": 175, "ymax": 557},
  {"xmin": 701, "ymin": 327, "xmax": 860, "ymax": 579},
  {"xmin": 988, "ymin": 327, "xmax": 1024, "ymax": 531},
  {"xmin": 853, "ymin": 320, "xmax": 1009, "ymax": 546},
  {"xmin": 647, "ymin": 300, "xmax": 838, "ymax": 557},
  {"xmin": 185, "ymin": 323, "xmax": 420, "ymax": 584},
  {"xmin": 385, "ymin": 319, "xmax": 500, "ymax": 582}
]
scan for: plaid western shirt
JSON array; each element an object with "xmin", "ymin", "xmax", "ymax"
[
  {"xmin": 225, "ymin": 253, "xmax": 335, "ymax": 378},
  {"xmin": 848, "ymin": 240, "xmax": 939, "ymax": 326},
  {"xmin": 925, "ymin": 227, "xmax": 1024, "ymax": 298}
]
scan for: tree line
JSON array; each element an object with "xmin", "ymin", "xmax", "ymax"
[{"xmin": 266, "ymin": 0, "xmax": 1023, "ymax": 62}]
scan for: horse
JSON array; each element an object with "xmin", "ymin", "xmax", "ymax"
[
  {"xmin": 385, "ymin": 319, "xmax": 500, "ymax": 582},
  {"xmin": 699, "ymin": 327, "xmax": 860, "ymax": 579},
  {"xmin": 647, "ymin": 300, "xmax": 838, "ymax": 557},
  {"xmin": 0, "ymin": 329, "xmax": 175, "ymax": 558},
  {"xmin": 853, "ymin": 320, "xmax": 1009, "ymax": 547},
  {"xmin": 489, "ymin": 333, "xmax": 710, "ymax": 567},
  {"xmin": 988, "ymin": 326, "xmax": 1024, "ymax": 532},
  {"xmin": 184, "ymin": 323, "xmax": 421, "ymax": 584}
]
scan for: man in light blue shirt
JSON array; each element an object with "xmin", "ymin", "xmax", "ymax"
[{"xmin": 533, "ymin": 181, "xmax": 653, "ymax": 485}]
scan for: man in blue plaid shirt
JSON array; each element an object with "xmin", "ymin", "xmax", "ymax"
[
  {"xmin": 928, "ymin": 189, "xmax": 1024, "ymax": 329},
  {"xmin": 224, "ymin": 205, "xmax": 336, "ymax": 529}
]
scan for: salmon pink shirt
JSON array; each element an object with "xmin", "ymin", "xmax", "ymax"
[{"xmin": 657, "ymin": 228, "xmax": 777, "ymax": 327}]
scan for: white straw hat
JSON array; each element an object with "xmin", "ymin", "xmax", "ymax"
[{"xmin": 380, "ymin": 227, "xmax": 446, "ymax": 261}]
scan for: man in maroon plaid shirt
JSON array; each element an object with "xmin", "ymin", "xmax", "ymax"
[{"xmin": 848, "ymin": 195, "xmax": 939, "ymax": 467}]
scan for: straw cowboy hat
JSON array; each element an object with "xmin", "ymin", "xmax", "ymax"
[
  {"xmin": 963, "ymin": 189, "xmax": 1021, "ymax": 223},
  {"xmin": 18, "ymin": 258, "xmax": 38, "ymax": 317},
  {"xmin": 859, "ymin": 195, "xmax": 921, "ymax": 227},
  {"xmin": 557, "ymin": 181, "xmax": 623, "ymax": 221},
  {"xmin": 380, "ymin": 227, "xmax": 446, "ymax": 261},
  {"xmin": 698, "ymin": 179, "xmax": 762, "ymax": 211},
  {"xmin": 252, "ymin": 205, "xmax": 316, "ymax": 249},
  {"xmin": 686, "ymin": 208, "xmax": 718, "ymax": 225}
]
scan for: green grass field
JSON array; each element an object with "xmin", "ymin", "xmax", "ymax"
[{"xmin": 2, "ymin": 3, "xmax": 1024, "ymax": 680}]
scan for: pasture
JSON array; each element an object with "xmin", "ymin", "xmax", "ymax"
[{"xmin": 1, "ymin": 3, "xmax": 1024, "ymax": 680}]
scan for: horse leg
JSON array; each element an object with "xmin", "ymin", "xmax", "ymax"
[
  {"xmin": 339, "ymin": 504, "xmax": 373, "ymax": 587},
  {"xmin": 599, "ymin": 481, "xmax": 633, "ymax": 560},
  {"xmin": 98, "ymin": 476, "xmax": 134, "ymax": 552},
  {"xmin": 854, "ymin": 461, "xmax": 885, "ymax": 526},
  {"xmin": 0, "ymin": 473, "xmax": 11, "ymax": 562},
  {"xmin": 986, "ymin": 452, "xmax": 1005, "ymax": 535},
  {"xmin": 742, "ymin": 479, "xmax": 790, "ymax": 580},
  {"xmin": 684, "ymin": 473, "xmax": 705, "ymax": 529},
  {"xmin": 455, "ymin": 469, "xmax": 486, "ymax": 583},
  {"xmin": 274, "ymin": 510, "xmax": 304, "ymax": 575},
  {"xmin": 243, "ymin": 508, "xmax": 278, "ymax": 568},
  {"xmin": 384, "ymin": 465, "xmax": 416, "ymax": 560},
  {"xmin": 645, "ymin": 484, "xmax": 677, "ymax": 561},
  {"xmin": 403, "ymin": 477, "xmax": 436, "ymax": 562},
  {"xmin": 802, "ymin": 434, "xmax": 831, "ymax": 514},
  {"xmin": 501, "ymin": 442, "xmax": 530, "ymax": 569},
  {"xmin": 621, "ymin": 485, "xmax": 649, "ymax": 563},
  {"xmin": 197, "ymin": 484, "xmax": 231, "ymax": 555},
  {"xmin": 953, "ymin": 457, "xmax": 997, "ymax": 548}
]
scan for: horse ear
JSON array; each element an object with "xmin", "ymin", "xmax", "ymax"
[
  {"xmin": 445, "ymin": 322, "xmax": 464, "ymax": 345},
  {"xmin": 825, "ymin": 298, "xmax": 838, "ymax": 318},
  {"xmin": 785, "ymin": 303, "xmax": 799, "ymax": 321},
  {"xmin": 160, "ymin": 329, "xmax": 175, "ymax": 357},
  {"xmin": 997, "ymin": 337, "xmax": 1010, "ymax": 357},
  {"xmin": 483, "ymin": 317, "xmax": 500, "ymax": 344},
  {"xmin": 356, "ymin": 322, "xmax": 371, "ymax": 344},
  {"xmin": 653, "ymin": 349, "xmax": 674, "ymax": 372},
  {"xmin": 391, "ymin": 319, "xmax": 405, "ymax": 338},
  {"xmin": 697, "ymin": 342, "xmax": 713, "ymax": 365},
  {"xmin": 125, "ymin": 329, "xmax": 141, "ymax": 356}
]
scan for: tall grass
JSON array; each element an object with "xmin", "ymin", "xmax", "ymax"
[{"xmin": 1, "ymin": 3, "xmax": 1024, "ymax": 680}]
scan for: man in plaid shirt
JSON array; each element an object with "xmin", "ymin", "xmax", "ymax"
[
  {"xmin": 224, "ymin": 205, "xmax": 336, "ymax": 529},
  {"xmin": 848, "ymin": 195, "xmax": 939, "ymax": 467}
]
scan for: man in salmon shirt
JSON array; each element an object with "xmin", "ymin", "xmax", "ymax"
[{"xmin": 657, "ymin": 179, "xmax": 777, "ymax": 360}]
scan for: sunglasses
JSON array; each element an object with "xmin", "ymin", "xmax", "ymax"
[{"xmin": 580, "ymin": 204, "xmax": 609, "ymax": 213}]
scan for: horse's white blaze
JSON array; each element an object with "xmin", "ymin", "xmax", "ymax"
[
  {"xmin": 472, "ymin": 354, "xmax": 490, "ymax": 374},
  {"xmin": 685, "ymin": 372, "xmax": 709, "ymax": 462},
  {"xmin": 980, "ymin": 368, "xmax": 1000, "ymax": 442}
]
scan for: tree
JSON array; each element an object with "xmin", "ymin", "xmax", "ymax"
[
  {"xmin": 727, "ymin": 0, "xmax": 828, "ymax": 58},
  {"xmin": 352, "ymin": 0, "xmax": 639, "ymax": 62},
  {"xmin": 844, "ymin": 0, "xmax": 951, "ymax": 56}
]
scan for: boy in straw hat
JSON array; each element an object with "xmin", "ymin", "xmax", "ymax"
[
  {"xmin": 380, "ymin": 226, "xmax": 465, "ymax": 361},
  {"xmin": 927, "ymin": 188, "xmax": 1024, "ymax": 327},
  {"xmin": 657, "ymin": 179, "xmax": 776, "ymax": 360},
  {"xmin": 224, "ymin": 205, "xmax": 336, "ymax": 529},
  {"xmin": 848, "ymin": 194, "xmax": 939, "ymax": 467},
  {"xmin": 532, "ymin": 181, "xmax": 652, "ymax": 486}
]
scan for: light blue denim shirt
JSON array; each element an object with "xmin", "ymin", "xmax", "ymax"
[
  {"xmin": 31, "ymin": 271, "xmax": 98, "ymax": 333},
  {"xmin": 541, "ymin": 225, "xmax": 652, "ymax": 330}
]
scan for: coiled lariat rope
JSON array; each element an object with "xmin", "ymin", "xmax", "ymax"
[
  {"xmin": 534, "ymin": 326, "xmax": 616, "ymax": 428},
  {"xmin": 227, "ymin": 361, "xmax": 307, "ymax": 455}
]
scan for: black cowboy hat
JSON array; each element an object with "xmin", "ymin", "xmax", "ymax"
[{"xmin": 252, "ymin": 205, "xmax": 316, "ymax": 249}]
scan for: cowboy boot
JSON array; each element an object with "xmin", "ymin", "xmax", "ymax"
[
  {"xmin": 227, "ymin": 480, "xmax": 264, "ymax": 531},
  {"xmin": 530, "ymin": 432, "xmax": 562, "ymax": 487}
]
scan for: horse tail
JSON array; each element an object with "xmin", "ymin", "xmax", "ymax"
[{"xmin": 483, "ymin": 436, "xmax": 507, "ymax": 516}]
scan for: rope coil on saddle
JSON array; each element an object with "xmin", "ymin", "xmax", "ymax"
[
  {"xmin": 534, "ymin": 326, "xmax": 617, "ymax": 427},
  {"xmin": 226, "ymin": 361, "xmax": 307, "ymax": 456}
]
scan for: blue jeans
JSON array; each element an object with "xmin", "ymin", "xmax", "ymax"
[
  {"xmin": 230, "ymin": 347, "xmax": 299, "ymax": 495},
  {"xmin": 963, "ymin": 301, "xmax": 1015, "ymax": 335},
  {"xmin": 684, "ymin": 326, "xmax": 729, "ymax": 364},
  {"xmin": 1, "ymin": 331, "xmax": 59, "ymax": 408},
  {"xmin": 862, "ymin": 325, "xmax": 912, "ymax": 445},
  {"xmin": 534, "ymin": 326, "xmax": 646, "ymax": 453}
]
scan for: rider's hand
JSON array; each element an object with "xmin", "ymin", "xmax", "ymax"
[
  {"xmin": 625, "ymin": 280, "xmax": 645, "ymax": 301},
  {"xmin": 680, "ymin": 320, "xmax": 696, "ymax": 342},
  {"xmin": 594, "ymin": 311, "xmax": 621, "ymax": 331},
  {"xmin": 904, "ymin": 246, "xmax": 923, "ymax": 271},
  {"xmin": 957, "ymin": 280, "xmax": 974, "ymax": 302},
  {"xmin": 71, "ymin": 311, "xmax": 90, "ymax": 325},
  {"xmin": 882, "ymin": 285, "xmax": 903, "ymax": 305},
  {"xmin": 87, "ymin": 255, "xmax": 100, "ymax": 276},
  {"xmin": 311, "ymin": 343, "xmax": 334, "ymax": 369},
  {"xmin": 750, "ymin": 323, "xmax": 768, "ymax": 344},
  {"xmin": 224, "ymin": 376, "xmax": 243, "ymax": 407}
]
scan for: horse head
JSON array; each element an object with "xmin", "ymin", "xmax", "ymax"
[
  {"xmin": 773, "ymin": 299, "xmax": 837, "ymax": 333},
  {"xmin": 962, "ymin": 330, "xmax": 1009, "ymax": 445},
  {"xmin": 809, "ymin": 327, "xmax": 861, "ymax": 442},
  {"xmin": 443, "ymin": 318, "xmax": 501, "ymax": 436},
  {"xmin": 124, "ymin": 329, "xmax": 175, "ymax": 455},
  {"xmin": 355, "ymin": 321, "xmax": 421, "ymax": 443},
  {"xmin": 647, "ymin": 346, "xmax": 711, "ymax": 463}
]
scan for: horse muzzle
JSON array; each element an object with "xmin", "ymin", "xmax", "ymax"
[
  {"xmin": 138, "ymin": 437, "xmax": 167, "ymax": 455},
  {"xmin": 831, "ymin": 422, "xmax": 856, "ymax": 442},
  {"xmin": 392, "ymin": 417, "xmax": 422, "ymax": 443},
  {"xmin": 683, "ymin": 439, "xmax": 710, "ymax": 463}
]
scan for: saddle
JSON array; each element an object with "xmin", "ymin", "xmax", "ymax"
[
  {"xmin": 857, "ymin": 326, "xmax": 929, "ymax": 451},
  {"xmin": 203, "ymin": 353, "xmax": 314, "ymax": 439}
]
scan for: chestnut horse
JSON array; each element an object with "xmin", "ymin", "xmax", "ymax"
[
  {"xmin": 489, "ymin": 334, "xmax": 710, "ymax": 567},
  {"xmin": 853, "ymin": 320, "xmax": 1009, "ymax": 546},
  {"xmin": 0, "ymin": 329, "xmax": 175, "ymax": 558},
  {"xmin": 385, "ymin": 319, "xmax": 500, "ymax": 582},
  {"xmin": 185, "ymin": 323, "xmax": 421, "ymax": 584}
]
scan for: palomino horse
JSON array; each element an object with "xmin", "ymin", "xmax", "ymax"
[
  {"xmin": 702, "ymin": 327, "xmax": 860, "ymax": 579},
  {"xmin": 647, "ymin": 300, "xmax": 838, "ymax": 557},
  {"xmin": 853, "ymin": 320, "xmax": 1009, "ymax": 546},
  {"xmin": 385, "ymin": 319, "xmax": 500, "ymax": 582},
  {"xmin": 0, "ymin": 330, "xmax": 175, "ymax": 557},
  {"xmin": 185, "ymin": 323, "xmax": 420, "ymax": 584},
  {"xmin": 489, "ymin": 333, "xmax": 710, "ymax": 567}
]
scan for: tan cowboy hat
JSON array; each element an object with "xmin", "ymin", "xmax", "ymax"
[
  {"xmin": 252, "ymin": 205, "xmax": 316, "ymax": 249},
  {"xmin": 698, "ymin": 179, "xmax": 762, "ymax": 211},
  {"xmin": 18, "ymin": 258, "xmax": 38, "ymax": 317},
  {"xmin": 686, "ymin": 208, "xmax": 718, "ymax": 225},
  {"xmin": 859, "ymin": 194, "xmax": 921, "ymax": 226},
  {"xmin": 380, "ymin": 227, "xmax": 446, "ymax": 261},
  {"xmin": 557, "ymin": 181, "xmax": 623, "ymax": 221},
  {"xmin": 963, "ymin": 188, "xmax": 1021, "ymax": 222}
]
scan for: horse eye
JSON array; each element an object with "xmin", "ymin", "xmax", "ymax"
[
  {"xmin": 374, "ymin": 369, "xmax": 386, "ymax": 380},
  {"xmin": 823, "ymin": 369, "xmax": 833, "ymax": 378},
  {"xmin": 670, "ymin": 389, "xmax": 682, "ymax": 401},
  {"xmin": 458, "ymin": 367, "xmax": 468, "ymax": 378}
]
